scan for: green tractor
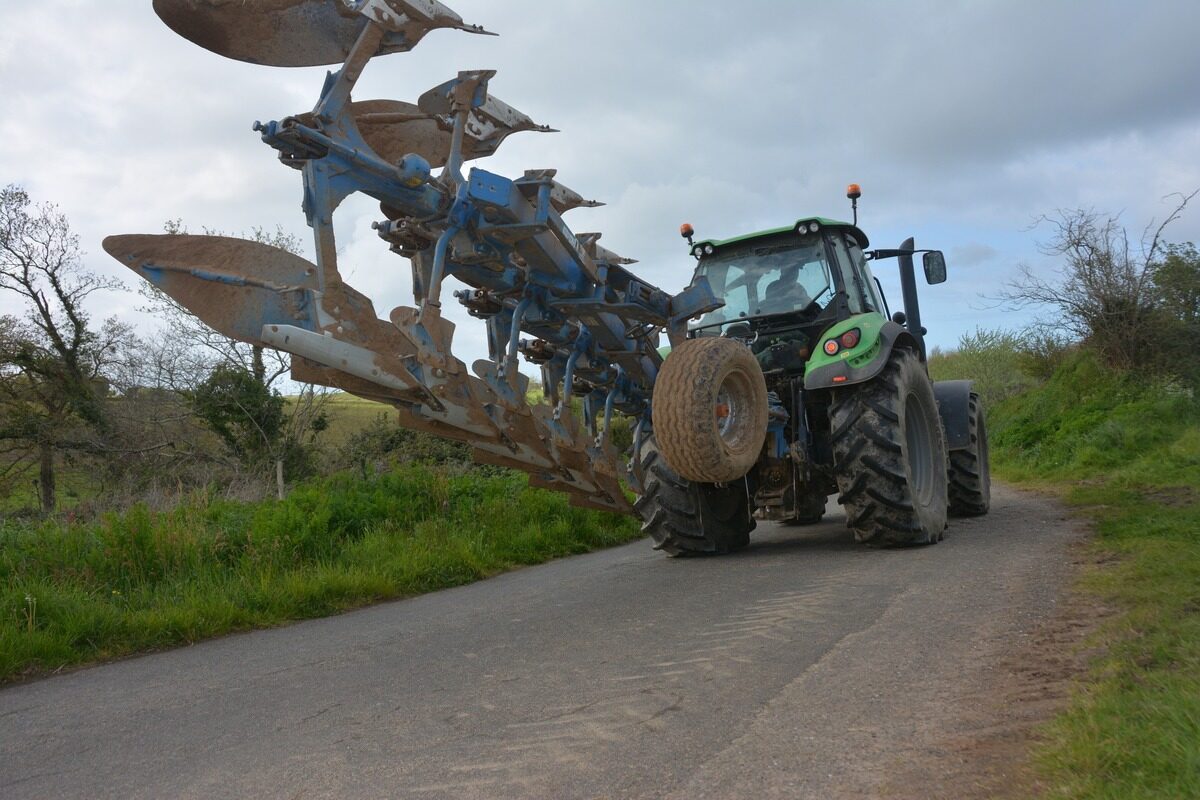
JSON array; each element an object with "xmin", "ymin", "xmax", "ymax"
[{"xmin": 638, "ymin": 186, "xmax": 991, "ymax": 555}]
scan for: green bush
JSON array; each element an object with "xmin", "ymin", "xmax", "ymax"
[
  {"xmin": 336, "ymin": 413, "xmax": 475, "ymax": 475},
  {"xmin": 928, "ymin": 328, "xmax": 1030, "ymax": 408}
]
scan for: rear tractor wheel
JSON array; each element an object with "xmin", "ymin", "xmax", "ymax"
[
  {"xmin": 948, "ymin": 392, "xmax": 991, "ymax": 516},
  {"xmin": 829, "ymin": 348, "xmax": 949, "ymax": 545}
]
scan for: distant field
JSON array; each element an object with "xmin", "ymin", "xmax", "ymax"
[
  {"xmin": 0, "ymin": 463, "xmax": 97, "ymax": 516},
  {"xmin": 305, "ymin": 392, "xmax": 395, "ymax": 445},
  {"xmin": 0, "ymin": 393, "xmax": 395, "ymax": 515}
]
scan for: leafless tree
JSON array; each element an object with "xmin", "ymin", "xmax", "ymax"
[
  {"xmin": 1002, "ymin": 189, "xmax": 1198, "ymax": 369},
  {"xmin": 0, "ymin": 185, "xmax": 135, "ymax": 511},
  {"xmin": 142, "ymin": 220, "xmax": 302, "ymax": 389},
  {"xmin": 140, "ymin": 220, "xmax": 331, "ymax": 495}
]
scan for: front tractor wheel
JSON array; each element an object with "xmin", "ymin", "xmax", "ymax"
[
  {"xmin": 830, "ymin": 348, "xmax": 949, "ymax": 545},
  {"xmin": 652, "ymin": 337, "xmax": 769, "ymax": 484},
  {"xmin": 782, "ymin": 486, "xmax": 828, "ymax": 526},
  {"xmin": 634, "ymin": 437, "xmax": 754, "ymax": 556}
]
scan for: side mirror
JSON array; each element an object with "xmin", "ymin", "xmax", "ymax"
[{"xmin": 923, "ymin": 251, "xmax": 947, "ymax": 284}]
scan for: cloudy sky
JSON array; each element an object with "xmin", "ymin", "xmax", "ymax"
[{"xmin": 2, "ymin": 0, "xmax": 1199, "ymax": 372}]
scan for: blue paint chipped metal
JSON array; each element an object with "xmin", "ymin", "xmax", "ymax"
[{"xmin": 103, "ymin": 0, "xmax": 724, "ymax": 514}]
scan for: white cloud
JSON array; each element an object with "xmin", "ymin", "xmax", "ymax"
[{"xmin": 1, "ymin": 0, "xmax": 1198, "ymax": 371}]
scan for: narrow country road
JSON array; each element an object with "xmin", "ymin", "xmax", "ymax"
[{"xmin": 1, "ymin": 484, "xmax": 1083, "ymax": 799}]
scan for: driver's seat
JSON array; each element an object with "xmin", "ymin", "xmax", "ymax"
[{"xmin": 763, "ymin": 273, "xmax": 811, "ymax": 311}]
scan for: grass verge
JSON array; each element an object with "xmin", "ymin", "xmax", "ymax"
[
  {"xmin": 0, "ymin": 467, "xmax": 640, "ymax": 684},
  {"xmin": 986, "ymin": 353, "xmax": 1200, "ymax": 798}
]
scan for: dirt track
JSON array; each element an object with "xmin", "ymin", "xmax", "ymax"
[{"xmin": 0, "ymin": 483, "xmax": 1091, "ymax": 799}]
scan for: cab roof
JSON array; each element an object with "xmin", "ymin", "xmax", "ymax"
[{"xmin": 696, "ymin": 217, "xmax": 869, "ymax": 250}]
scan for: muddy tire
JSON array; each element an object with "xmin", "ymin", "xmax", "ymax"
[
  {"xmin": 634, "ymin": 437, "xmax": 754, "ymax": 556},
  {"xmin": 652, "ymin": 337, "xmax": 768, "ymax": 483},
  {"xmin": 948, "ymin": 392, "xmax": 991, "ymax": 517},
  {"xmin": 830, "ymin": 348, "xmax": 949, "ymax": 546},
  {"xmin": 783, "ymin": 488, "xmax": 827, "ymax": 526}
]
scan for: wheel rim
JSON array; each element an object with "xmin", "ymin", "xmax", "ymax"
[
  {"xmin": 714, "ymin": 370, "xmax": 753, "ymax": 449},
  {"xmin": 904, "ymin": 392, "xmax": 936, "ymax": 506}
]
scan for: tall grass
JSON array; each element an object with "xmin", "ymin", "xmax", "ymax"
[
  {"xmin": 0, "ymin": 467, "xmax": 640, "ymax": 683},
  {"xmin": 975, "ymin": 349, "xmax": 1200, "ymax": 799}
]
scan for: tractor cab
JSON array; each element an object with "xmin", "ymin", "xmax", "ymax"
[
  {"xmin": 678, "ymin": 186, "xmax": 950, "ymax": 386},
  {"xmin": 656, "ymin": 188, "xmax": 977, "ymax": 537},
  {"xmin": 684, "ymin": 217, "xmax": 885, "ymax": 379}
]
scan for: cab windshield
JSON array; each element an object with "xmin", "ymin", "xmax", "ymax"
[{"xmin": 689, "ymin": 235, "xmax": 834, "ymax": 331}]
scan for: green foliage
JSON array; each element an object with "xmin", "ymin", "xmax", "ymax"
[
  {"xmin": 608, "ymin": 414, "xmax": 634, "ymax": 455},
  {"xmin": 1014, "ymin": 328, "xmax": 1075, "ymax": 380},
  {"xmin": 1150, "ymin": 242, "xmax": 1200, "ymax": 387},
  {"xmin": 301, "ymin": 393, "xmax": 382, "ymax": 441},
  {"xmin": 928, "ymin": 328, "xmax": 1031, "ymax": 409},
  {"xmin": 985, "ymin": 350, "xmax": 1200, "ymax": 798},
  {"xmin": 0, "ymin": 466, "xmax": 641, "ymax": 682},
  {"xmin": 336, "ymin": 412, "xmax": 473, "ymax": 476},
  {"xmin": 927, "ymin": 327, "xmax": 1073, "ymax": 410},
  {"xmin": 191, "ymin": 364, "xmax": 285, "ymax": 463},
  {"xmin": 525, "ymin": 384, "xmax": 633, "ymax": 455},
  {"xmin": 989, "ymin": 350, "xmax": 1199, "ymax": 481},
  {"xmin": 1153, "ymin": 242, "xmax": 1200, "ymax": 320},
  {"xmin": 1151, "ymin": 240, "xmax": 1199, "ymax": 326}
]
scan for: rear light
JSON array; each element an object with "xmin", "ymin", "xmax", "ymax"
[{"xmin": 822, "ymin": 328, "xmax": 862, "ymax": 356}]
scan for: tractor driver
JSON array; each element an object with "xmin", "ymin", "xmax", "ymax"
[{"xmin": 759, "ymin": 261, "xmax": 813, "ymax": 316}]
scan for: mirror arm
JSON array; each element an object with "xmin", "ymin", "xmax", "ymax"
[{"xmin": 868, "ymin": 247, "xmax": 939, "ymax": 260}]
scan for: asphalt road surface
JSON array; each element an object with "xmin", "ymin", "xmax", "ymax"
[{"xmin": 1, "ymin": 484, "xmax": 1082, "ymax": 799}]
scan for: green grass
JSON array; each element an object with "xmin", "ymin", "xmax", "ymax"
[
  {"xmin": 0, "ymin": 466, "xmax": 641, "ymax": 683},
  {"xmin": 981, "ymin": 353, "xmax": 1200, "ymax": 798},
  {"xmin": 0, "ymin": 461, "xmax": 100, "ymax": 515},
  {"xmin": 308, "ymin": 392, "xmax": 392, "ymax": 444}
]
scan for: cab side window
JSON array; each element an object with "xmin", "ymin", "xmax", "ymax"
[
  {"xmin": 829, "ymin": 235, "xmax": 870, "ymax": 314},
  {"xmin": 843, "ymin": 234, "xmax": 886, "ymax": 314}
]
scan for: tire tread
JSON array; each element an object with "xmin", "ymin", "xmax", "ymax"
[
  {"xmin": 635, "ymin": 437, "xmax": 754, "ymax": 556},
  {"xmin": 829, "ymin": 349, "xmax": 949, "ymax": 546},
  {"xmin": 948, "ymin": 394, "xmax": 991, "ymax": 517}
]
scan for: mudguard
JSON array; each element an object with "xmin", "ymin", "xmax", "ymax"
[
  {"xmin": 804, "ymin": 318, "xmax": 919, "ymax": 391},
  {"xmin": 933, "ymin": 380, "xmax": 973, "ymax": 451}
]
